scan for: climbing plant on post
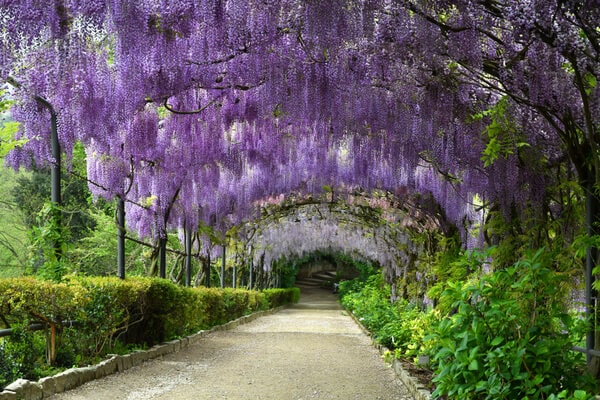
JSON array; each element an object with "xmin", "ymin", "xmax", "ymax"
[
  {"xmin": 35, "ymin": 96, "xmax": 63, "ymax": 266},
  {"xmin": 7, "ymin": 78, "xmax": 64, "ymax": 270}
]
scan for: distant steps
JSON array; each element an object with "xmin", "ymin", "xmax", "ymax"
[{"xmin": 295, "ymin": 270, "xmax": 337, "ymax": 289}]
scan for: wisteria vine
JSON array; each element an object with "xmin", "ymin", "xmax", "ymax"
[{"xmin": 1, "ymin": 1, "xmax": 598, "ymax": 278}]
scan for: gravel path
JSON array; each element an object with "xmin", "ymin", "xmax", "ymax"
[{"xmin": 48, "ymin": 288, "xmax": 414, "ymax": 400}]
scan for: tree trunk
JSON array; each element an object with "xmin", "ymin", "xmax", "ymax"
[
  {"xmin": 169, "ymin": 254, "xmax": 185, "ymax": 284},
  {"xmin": 147, "ymin": 242, "xmax": 160, "ymax": 276}
]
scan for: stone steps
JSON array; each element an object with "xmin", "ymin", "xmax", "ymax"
[{"xmin": 295, "ymin": 270, "xmax": 337, "ymax": 289}]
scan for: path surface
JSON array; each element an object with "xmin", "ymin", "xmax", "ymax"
[{"xmin": 49, "ymin": 288, "xmax": 413, "ymax": 400}]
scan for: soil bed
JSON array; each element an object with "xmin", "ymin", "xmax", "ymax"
[{"xmin": 396, "ymin": 358, "xmax": 434, "ymax": 391}]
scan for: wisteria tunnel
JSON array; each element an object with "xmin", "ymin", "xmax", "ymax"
[
  {"xmin": 2, "ymin": 0, "xmax": 600, "ymax": 390},
  {"xmin": 1, "ymin": 1, "xmax": 492, "ymax": 280}
]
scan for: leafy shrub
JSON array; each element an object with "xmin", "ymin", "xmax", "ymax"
[
  {"xmin": 0, "ymin": 324, "xmax": 43, "ymax": 389},
  {"xmin": 0, "ymin": 340, "xmax": 13, "ymax": 389},
  {"xmin": 193, "ymin": 287, "xmax": 228, "ymax": 328},
  {"xmin": 73, "ymin": 276, "xmax": 152, "ymax": 353},
  {"xmin": 339, "ymin": 273, "xmax": 437, "ymax": 358},
  {"xmin": 0, "ymin": 275, "xmax": 299, "ymax": 388},
  {"xmin": 340, "ymin": 273, "xmax": 396, "ymax": 336},
  {"xmin": 429, "ymin": 249, "xmax": 595, "ymax": 399},
  {"xmin": 145, "ymin": 278, "xmax": 187, "ymax": 341},
  {"xmin": 221, "ymin": 288, "xmax": 251, "ymax": 318},
  {"xmin": 245, "ymin": 289, "xmax": 269, "ymax": 312},
  {"xmin": 337, "ymin": 250, "xmax": 595, "ymax": 399},
  {"xmin": 380, "ymin": 302, "xmax": 440, "ymax": 360},
  {"xmin": 0, "ymin": 277, "xmax": 88, "ymax": 326}
]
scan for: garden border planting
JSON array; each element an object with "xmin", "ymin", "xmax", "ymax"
[
  {"xmin": 345, "ymin": 307, "xmax": 431, "ymax": 400},
  {"xmin": 0, "ymin": 305, "xmax": 287, "ymax": 400}
]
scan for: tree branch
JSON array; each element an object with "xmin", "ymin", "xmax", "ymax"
[{"xmin": 163, "ymin": 97, "xmax": 220, "ymax": 115}]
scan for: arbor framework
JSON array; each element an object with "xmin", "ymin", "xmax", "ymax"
[{"xmin": 1, "ymin": 0, "xmax": 599, "ymax": 369}]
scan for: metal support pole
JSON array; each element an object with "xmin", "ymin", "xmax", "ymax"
[
  {"xmin": 249, "ymin": 259, "xmax": 253, "ymax": 290},
  {"xmin": 6, "ymin": 80, "xmax": 63, "ymax": 262},
  {"xmin": 159, "ymin": 237, "xmax": 167, "ymax": 279},
  {"xmin": 221, "ymin": 245, "xmax": 226, "ymax": 288},
  {"xmin": 117, "ymin": 196, "xmax": 125, "ymax": 279},
  {"xmin": 586, "ymin": 246, "xmax": 594, "ymax": 365},
  {"xmin": 49, "ymin": 110, "xmax": 61, "ymax": 206},
  {"xmin": 204, "ymin": 252, "xmax": 211, "ymax": 287},
  {"xmin": 49, "ymin": 105, "xmax": 62, "ymax": 261},
  {"xmin": 585, "ymin": 181, "xmax": 598, "ymax": 365},
  {"xmin": 35, "ymin": 95, "xmax": 62, "ymax": 260},
  {"xmin": 185, "ymin": 228, "xmax": 192, "ymax": 286},
  {"xmin": 233, "ymin": 264, "xmax": 237, "ymax": 288}
]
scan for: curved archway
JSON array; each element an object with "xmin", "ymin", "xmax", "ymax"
[{"xmin": 218, "ymin": 188, "xmax": 459, "ymax": 304}]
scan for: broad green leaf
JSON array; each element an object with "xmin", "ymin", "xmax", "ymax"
[
  {"xmin": 490, "ymin": 336, "xmax": 504, "ymax": 346},
  {"xmin": 468, "ymin": 359, "xmax": 479, "ymax": 371}
]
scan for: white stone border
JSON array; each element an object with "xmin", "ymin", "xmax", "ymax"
[{"xmin": 0, "ymin": 306, "xmax": 287, "ymax": 400}]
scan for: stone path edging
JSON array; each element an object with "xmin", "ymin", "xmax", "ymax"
[
  {"xmin": 345, "ymin": 309, "xmax": 432, "ymax": 400},
  {"xmin": 0, "ymin": 303, "xmax": 430, "ymax": 400},
  {"xmin": 0, "ymin": 306, "xmax": 287, "ymax": 400}
]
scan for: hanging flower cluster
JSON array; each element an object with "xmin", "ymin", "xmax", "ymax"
[{"xmin": 1, "ymin": 0, "xmax": 597, "ymax": 270}]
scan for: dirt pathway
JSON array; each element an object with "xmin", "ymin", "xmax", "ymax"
[{"xmin": 49, "ymin": 288, "xmax": 414, "ymax": 399}]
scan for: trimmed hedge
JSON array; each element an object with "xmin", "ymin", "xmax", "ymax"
[
  {"xmin": 0, "ymin": 277, "xmax": 89, "ymax": 327},
  {"xmin": 0, "ymin": 276, "xmax": 300, "ymax": 361}
]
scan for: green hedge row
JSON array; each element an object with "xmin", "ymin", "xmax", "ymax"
[{"xmin": 0, "ymin": 276, "xmax": 300, "ymax": 355}]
